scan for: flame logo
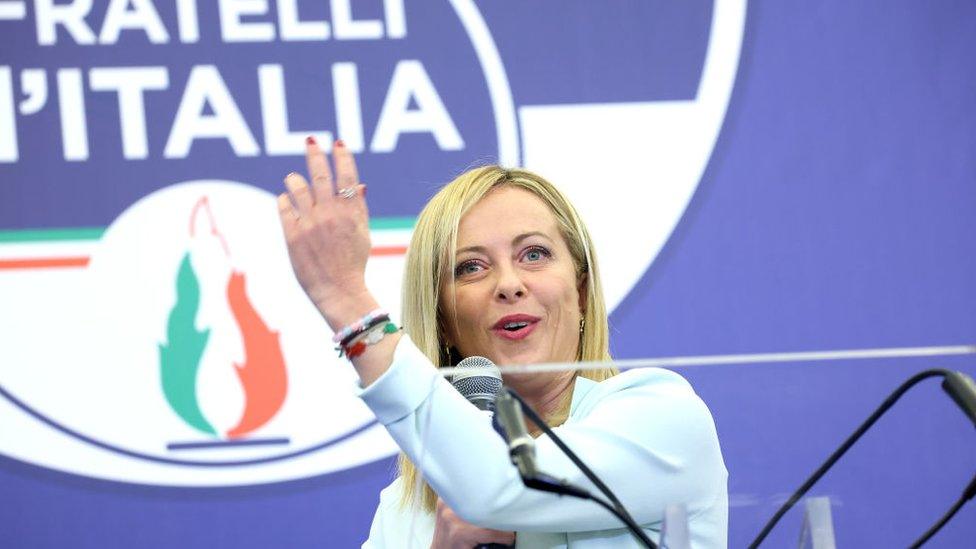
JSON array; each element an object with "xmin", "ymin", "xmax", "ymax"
[{"xmin": 159, "ymin": 197, "xmax": 287, "ymax": 441}]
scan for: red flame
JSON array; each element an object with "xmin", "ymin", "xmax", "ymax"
[
  {"xmin": 186, "ymin": 195, "xmax": 287, "ymax": 439},
  {"xmin": 225, "ymin": 271, "xmax": 288, "ymax": 439}
]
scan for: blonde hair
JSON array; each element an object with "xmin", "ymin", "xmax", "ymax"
[{"xmin": 398, "ymin": 165, "xmax": 616, "ymax": 512}]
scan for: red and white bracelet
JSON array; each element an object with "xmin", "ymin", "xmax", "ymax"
[{"xmin": 338, "ymin": 321, "xmax": 400, "ymax": 359}]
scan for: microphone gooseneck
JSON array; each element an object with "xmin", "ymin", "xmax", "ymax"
[{"xmin": 495, "ymin": 389, "xmax": 539, "ymax": 479}]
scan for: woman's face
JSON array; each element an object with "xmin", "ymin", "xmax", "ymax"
[{"xmin": 439, "ymin": 186, "xmax": 584, "ymax": 367}]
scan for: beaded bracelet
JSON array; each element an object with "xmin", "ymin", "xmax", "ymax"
[
  {"xmin": 339, "ymin": 322, "xmax": 400, "ymax": 359},
  {"xmin": 331, "ymin": 308, "xmax": 388, "ymax": 344},
  {"xmin": 339, "ymin": 313, "xmax": 390, "ymax": 348}
]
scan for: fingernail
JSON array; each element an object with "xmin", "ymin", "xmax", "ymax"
[
  {"xmin": 335, "ymin": 139, "xmax": 345, "ymax": 148},
  {"xmin": 361, "ymin": 184, "xmax": 367, "ymax": 197},
  {"xmin": 284, "ymin": 172, "xmax": 298, "ymax": 183},
  {"xmin": 306, "ymin": 135, "xmax": 316, "ymax": 145}
]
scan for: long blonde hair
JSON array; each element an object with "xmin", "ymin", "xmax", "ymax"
[{"xmin": 399, "ymin": 165, "xmax": 616, "ymax": 512}]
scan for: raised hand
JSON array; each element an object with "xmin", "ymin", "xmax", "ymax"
[{"xmin": 277, "ymin": 137, "xmax": 378, "ymax": 331}]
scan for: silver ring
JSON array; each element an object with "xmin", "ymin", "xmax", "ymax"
[{"xmin": 337, "ymin": 187, "xmax": 357, "ymax": 199}]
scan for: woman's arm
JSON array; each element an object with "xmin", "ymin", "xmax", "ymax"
[
  {"xmin": 360, "ymin": 335, "xmax": 727, "ymax": 534},
  {"xmin": 277, "ymin": 138, "xmax": 399, "ymax": 386}
]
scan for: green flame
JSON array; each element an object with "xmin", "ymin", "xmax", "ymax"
[{"xmin": 159, "ymin": 253, "xmax": 216, "ymax": 435}]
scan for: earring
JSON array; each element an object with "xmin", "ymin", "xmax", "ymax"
[
  {"xmin": 443, "ymin": 343, "xmax": 453, "ymax": 365},
  {"xmin": 576, "ymin": 318, "xmax": 585, "ymax": 361}
]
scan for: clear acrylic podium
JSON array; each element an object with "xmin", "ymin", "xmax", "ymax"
[
  {"xmin": 659, "ymin": 497, "xmax": 837, "ymax": 548},
  {"xmin": 660, "ymin": 504, "xmax": 691, "ymax": 549},
  {"xmin": 798, "ymin": 497, "xmax": 837, "ymax": 548}
]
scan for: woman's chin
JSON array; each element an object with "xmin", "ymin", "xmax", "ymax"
[
  {"xmin": 489, "ymin": 348, "xmax": 542, "ymax": 367},
  {"xmin": 491, "ymin": 349, "xmax": 570, "ymax": 370},
  {"xmin": 498, "ymin": 371, "xmax": 541, "ymax": 390}
]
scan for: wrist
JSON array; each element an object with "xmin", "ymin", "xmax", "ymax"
[{"xmin": 316, "ymin": 288, "xmax": 381, "ymax": 332}]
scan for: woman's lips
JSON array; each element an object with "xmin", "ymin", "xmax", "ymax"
[{"xmin": 491, "ymin": 321, "xmax": 539, "ymax": 341}]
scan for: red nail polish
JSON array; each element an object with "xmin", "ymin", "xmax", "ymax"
[
  {"xmin": 335, "ymin": 139, "xmax": 345, "ymax": 148},
  {"xmin": 306, "ymin": 135, "xmax": 316, "ymax": 145}
]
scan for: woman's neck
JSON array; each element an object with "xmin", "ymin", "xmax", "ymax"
[{"xmin": 505, "ymin": 370, "xmax": 577, "ymax": 423}]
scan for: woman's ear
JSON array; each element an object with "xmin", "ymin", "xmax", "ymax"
[
  {"xmin": 436, "ymin": 313, "xmax": 454, "ymax": 349},
  {"xmin": 577, "ymin": 272, "xmax": 588, "ymax": 313}
]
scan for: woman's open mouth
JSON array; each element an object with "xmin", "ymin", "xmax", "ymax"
[{"xmin": 491, "ymin": 315, "xmax": 540, "ymax": 341}]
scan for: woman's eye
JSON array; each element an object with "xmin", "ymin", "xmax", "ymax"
[
  {"xmin": 455, "ymin": 261, "xmax": 483, "ymax": 277},
  {"xmin": 523, "ymin": 247, "xmax": 551, "ymax": 262}
]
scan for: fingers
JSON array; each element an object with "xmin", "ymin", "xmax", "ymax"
[
  {"xmin": 277, "ymin": 192, "xmax": 294, "ymax": 216},
  {"xmin": 291, "ymin": 135, "xmax": 361, "ymax": 211},
  {"xmin": 332, "ymin": 139, "xmax": 360, "ymax": 191},
  {"xmin": 305, "ymin": 136, "xmax": 335, "ymax": 203},
  {"xmin": 283, "ymin": 172, "xmax": 314, "ymax": 217},
  {"xmin": 277, "ymin": 190, "xmax": 299, "ymax": 218},
  {"xmin": 432, "ymin": 508, "xmax": 516, "ymax": 547}
]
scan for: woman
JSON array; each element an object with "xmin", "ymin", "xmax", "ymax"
[{"xmin": 278, "ymin": 137, "xmax": 728, "ymax": 548}]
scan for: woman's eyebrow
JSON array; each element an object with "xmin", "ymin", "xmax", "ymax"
[
  {"xmin": 455, "ymin": 244, "xmax": 487, "ymax": 256},
  {"xmin": 455, "ymin": 232, "xmax": 554, "ymax": 256},
  {"xmin": 512, "ymin": 231, "xmax": 552, "ymax": 245}
]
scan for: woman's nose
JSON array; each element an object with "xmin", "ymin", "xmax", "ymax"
[{"xmin": 494, "ymin": 264, "xmax": 526, "ymax": 301}]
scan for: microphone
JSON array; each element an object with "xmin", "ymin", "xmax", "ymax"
[
  {"xmin": 451, "ymin": 357, "xmax": 514, "ymax": 549},
  {"xmin": 941, "ymin": 370, "xmax": 976, "ymax": 427},
  {"xmin": 451, "ymin": 355, "xmax": 502, "ymax": 415},
  {"xmin": 450, "ymin": 356, "xmax": 537, "ymax": 476},
  {"xmin": 495, "ymin": 388, "xmax": 539, "ymax": 479}
]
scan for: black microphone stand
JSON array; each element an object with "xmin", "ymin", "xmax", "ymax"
[
  {"xmin": 749, "ymin": 368, "xmax": 976, "ymax": 548},
  {"xmin": 501, "ymin": 387, "xmax": 659, "ymax": 549},
  {"xmin": 909, "ymin": 471, "xmax": 976, "ymax": 548}
]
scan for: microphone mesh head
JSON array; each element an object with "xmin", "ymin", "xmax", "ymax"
[{"xmin": 452, "ymin": 356, "xmax": 502, "ymax": 411}]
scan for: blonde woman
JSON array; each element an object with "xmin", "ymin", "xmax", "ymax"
[{"xmin": 278, "ymin": 138, "xmax": 727, "ymax": 548}]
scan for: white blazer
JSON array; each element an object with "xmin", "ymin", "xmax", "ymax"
[{"xmin": 359, "ymin": 336, "xmax": 728, "ymax": 548}]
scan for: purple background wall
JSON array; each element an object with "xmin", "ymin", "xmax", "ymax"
[
  {"xmin": 2, "ymin": 1, "xmax": 974, "ymax": 547},
  {"xmin": 614, "ymin": 2, "xmax": 976, "ymax": 546}
]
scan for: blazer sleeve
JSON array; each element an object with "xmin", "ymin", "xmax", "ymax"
[{"xmin": 358, "ymin": 335, "xmax": 727, "ymax": 533}]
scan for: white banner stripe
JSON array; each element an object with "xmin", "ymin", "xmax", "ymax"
[
  {"xmin": 0, "ymin": 1, "xmax": 25, "ymax": 20},
  {"xmin": 437, "ymin": 345, "xmax": 976, "ymax": 376},
  {"xmin": 0, "ymin": 241, "xmax": 98, "ymax": 259},
  {"xmin": 0, "ymin": 230, "xmax": 413, "ymax": 262}
]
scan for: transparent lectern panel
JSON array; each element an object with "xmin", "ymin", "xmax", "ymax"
[
  {"xmin": 660, "ymin": 503, "xmax": 691, "ymax": 549},
  {"xmin": 798, "ymin": 496, "xmax": 836, "ymax": 549}
]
